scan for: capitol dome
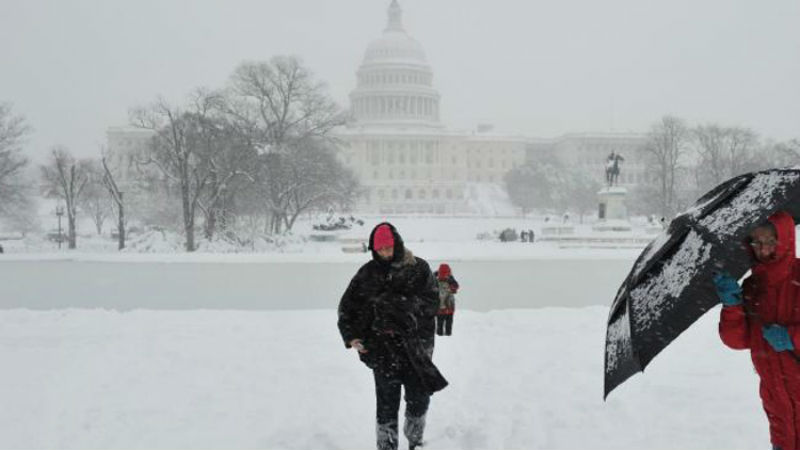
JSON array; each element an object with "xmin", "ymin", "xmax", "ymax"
[
  {"xmin": 349, "ymin": 0, "xmax": 443, "ymax": 129},
  {"xmin": 363, "ymin": 31, "xmax": 427, "ymax": 65}
]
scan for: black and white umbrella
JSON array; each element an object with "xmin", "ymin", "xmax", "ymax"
[{"xmin": 605, "ymin": 167, "xmax": 800, "ymax": 398}]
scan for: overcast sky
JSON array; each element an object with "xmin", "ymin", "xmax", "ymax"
[{"xmin": 2, "ymin": 0, "xmax": 798, "ymax": 160}]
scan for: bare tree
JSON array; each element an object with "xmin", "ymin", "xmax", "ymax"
[
  {"xmin": 228, "ymin": 56, "xmax": 348, "ymax": 232},
  {"xmin": 78, "ymin": 160, "xmax": 111, "ymax": 235},
  {"xmin": 692, "ymin": 124, "xmax": 728, "ymax": 187},
  {"xmin": 101, "ymin": 156, "xmax": 126, "ymax": 250},
  {"xmin": 131, "ymin": 96, "xmax": 206, "ymax": 251},
  {"xmin": 132, "ymin": 90, "xmax": 256, "ymax": 249},
  {"xmin": 0, "ymin": 102, "xmax": 32, "ymax": 217},
  {"xmin": 281, "ymin": 139, "xmax": 359, "ymax": 231},
  {"xmin": 642, "ymin": 116, "xmax": 690, "ymax": 218},
  {"xmin": 40, "ymin": 147, "xmax": 92, "ymax": 249},
  {"xmin": 229, "ymin": 56, "xmax": 346, "ymax": 146},
  {"xmin": 191, "ymin": 104, "xmax": 258, "ymax": 240},
  {"xmin": 768, "ymin": 139, "xmax": 800, "ymax": 167},
  {"xmin": 725, "ymin": 127, "xmax": 759, "ymax": 174},
  {"xmin": 692, "ymin": 124, "xmax": 758, "ymax": 191}
]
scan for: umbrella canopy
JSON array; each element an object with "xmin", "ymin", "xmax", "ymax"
[{"xmin": 605, "ymin": 167, "xmax": 800, "ymax": 399}]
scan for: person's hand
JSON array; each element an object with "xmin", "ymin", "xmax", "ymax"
[
  {"xmin": 349, "ymin": 339, "xmax": 368, "ymax": 353},
  {"xmin": 712, "ymin": 272, "xmax": 742, "ymax": 307},
  {"xmin": 763, "ymin": 325, "xmax": 794, "ymax": 352}
]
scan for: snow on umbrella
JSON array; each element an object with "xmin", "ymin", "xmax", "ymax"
[{"xmin": 604, "ymin": 167, "xmax": 800, "ymax": 399}]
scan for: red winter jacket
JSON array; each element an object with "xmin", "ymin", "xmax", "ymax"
[{"xmin": 719, "ymin": 211, "xmax": 800, "ymax": 450}]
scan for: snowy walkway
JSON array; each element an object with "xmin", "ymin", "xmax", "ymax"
[{"xmin": 0, "ymin": 307, "xmax": 765, "ymax": 449}]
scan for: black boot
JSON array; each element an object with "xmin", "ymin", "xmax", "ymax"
[
  {"xmin": 404, "ymin": 414, "xmax": 426, "ymax": 450},
  {"xmin": 377, "ymin": 420, "xmax": 399, "ymax": 450}
]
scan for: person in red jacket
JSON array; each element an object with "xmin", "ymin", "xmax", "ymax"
[
  {"xmin": 433, "ymin": 263, "xmax": 459, "ymax": 336},
  {"xmin": 716, "ymin": 211, "xmax": 800, "ymax": 450}
]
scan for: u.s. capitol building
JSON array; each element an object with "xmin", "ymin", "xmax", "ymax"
[
  {"xmin": 333, "ymin": 0, "xmax": 527, "ymax": 215},
  {"xmin": 334, "ymin": 1, "xmax": 646, "ymax": 215}
]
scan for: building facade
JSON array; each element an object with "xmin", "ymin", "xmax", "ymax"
[
  {"xmin": 105, "ymin": 126, "xmax": 156, "ymax": 189},
  {"xmin": 334, "ymin": 1, "xmax": 527, "ymax": 214},
  {"xmin": 107, "ymin": 1, "xmax": 650, "ymax": 216}
]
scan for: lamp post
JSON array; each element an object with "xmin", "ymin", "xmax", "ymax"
[{"xmin": 55, "ymin": 205, "xmax": 64, "ymax": 250}]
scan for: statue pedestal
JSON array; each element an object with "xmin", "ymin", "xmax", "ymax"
[{"xmin": 593, "ymin": 186, "xmax": 632, "ymax": 232}]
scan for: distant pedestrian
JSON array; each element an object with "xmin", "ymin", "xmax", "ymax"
[
  {"xmin": 433, "ymin": 263, "xmax": 459, "ymax": 336},
  {"xmin": 528, "ymin": 229, "xmax": 535, "ymax": 243}
]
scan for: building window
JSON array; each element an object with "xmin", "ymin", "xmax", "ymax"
[
  {"xmin": 432, "ymin": 189, "xmax": 440, "ymax": 199},
  {"xmin": 446, "ymin": 189, "xmax": 453, "ymax": 199},
  {"xmin": 405, "ymin": 189, "xmax": 413, "ymax": 200},
  {"xmin": 419, "ymin": 189, "xmax": 426, "ymax": 199},
  {"xmin": 392, "ymin": 189, "xmax": 398, "ymax": 199},
  {"xmin": 378, "ymin": 189, "xmax": 385, "ymax": 199}
]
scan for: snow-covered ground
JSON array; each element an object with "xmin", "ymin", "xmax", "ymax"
[
  {"xmin": 0, "ymin": 214, "xmax": 656, "ymax": 255},
  {"xmin": 0, "ymin": 215, "xmax": 769, "ymax": 449},
  {"xmin": 0, "ymin": 307, "xmax": 765, "ymax": 449}
]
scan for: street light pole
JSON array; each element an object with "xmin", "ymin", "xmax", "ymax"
[{"xmin": 55, "ymin": 205, "xmax": 64, "ymax": 250}]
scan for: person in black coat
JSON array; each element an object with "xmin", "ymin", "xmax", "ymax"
[{"xmin": 338, "ymin": 222, "xmax": 447, "ymax": 450}]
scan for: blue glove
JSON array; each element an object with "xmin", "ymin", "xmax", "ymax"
[
  {"xmin": 712, "ymin": 272, "xmax": 742, "ymax": 306},
  {"xmin": 763, "ymin": 325, "xmax": 795, "ymax": 352}
]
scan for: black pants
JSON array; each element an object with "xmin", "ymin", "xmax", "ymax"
[
  {"xmin": 374, "ymin": 365, "xmax": 430, "ymax": 426},
  {"xmin": 436, "ymin": 315, "xmax": 453, "ymax": 336}
]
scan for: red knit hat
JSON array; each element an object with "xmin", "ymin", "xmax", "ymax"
[
  {"xmin": 438, "ymin": 263, "xmax": 451, "ymax": 280},
  {"xmin": 373, "ymin": 224, "xmax": 395, "ymax": 250}
]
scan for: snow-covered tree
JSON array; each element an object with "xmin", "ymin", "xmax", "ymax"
[
  {"xmin": 641, "ymin": 116, "xmax": 691, "ymax": 218},
  {"xmin": 0, "ymin": 102, "xmax": 32, "ymax": 220},
  {"xmin": 132, "ymin": 90, "xmax": 259, "ymax": 249},
  {"xmin": 78, "ymin": 160, "xmax": 111, "ymax": 235},
  {"xmin": 228, "ymin": 56, "xmax": 351, "ymax": 233},
  {"xmin": 692, "ymin": 124, "xmax": 759, "ymax": 192},
  {"xmin": 40, "ymin": 147, "xmax": 92, "ymax": 249}
]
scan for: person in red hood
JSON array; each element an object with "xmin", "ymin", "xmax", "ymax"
[
  {"xmin": 716, "ymin": 211, "xmax": 800, "ymax": 450},
  {"xmin": 338, "ymin": 222, "xmax": 446, "ymax": 450},
  {"xmin": 433, "ymin": 263, "xmax": 459, "ymax": 336}
]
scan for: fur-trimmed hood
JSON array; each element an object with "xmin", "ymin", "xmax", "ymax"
[{"xmin": 368, "ymin": 222, "xmax": 415, "ymax": 266}]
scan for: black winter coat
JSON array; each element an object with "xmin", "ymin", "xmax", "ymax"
[{"xmin": 337, "ymin": 222, "xmax": 447, "ymax": 394}]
